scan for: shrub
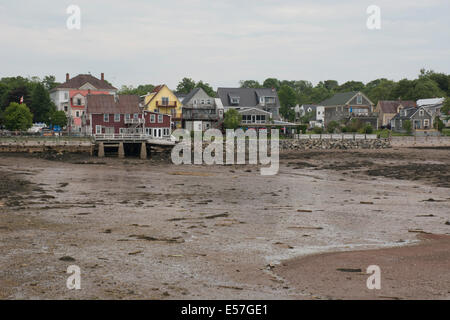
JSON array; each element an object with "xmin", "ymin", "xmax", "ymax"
[{"xmin": 312, "ymin": 126, "xmax": 323, "ymax": 134}]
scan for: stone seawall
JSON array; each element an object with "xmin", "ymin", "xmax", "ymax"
[
  {"xmin": 0, "ymin": 139, "xmax": 93, "ymax": 154},
  {"xmin": 279, "ymin": 138, "xmax": 391, "ymax": 150}
]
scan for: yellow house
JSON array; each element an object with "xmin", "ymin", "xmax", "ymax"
[{"xmin": 143, "ymin": 84, "xmax": 183, "ymax": 129}]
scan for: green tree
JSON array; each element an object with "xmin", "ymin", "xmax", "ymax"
[
  {"xmin": 195, "ymin": 81, "xmax": 216, "ymax": 97},
  {"xmin": 48, "ymin": 110, "xmax": 68, "ymax": 128},
  {"xmin": 30, "ymin": 82, "xmax": 56, "ymax": 123},
  {"xmin": 119, "ymin": 84, "xmax": 155, "ymax": 96},
  {"xmin": 42, "ymin": 75, "xmax": 60, "ymax": 91},
  {"xmin": 262, "ymin": 78, "xmax": 281, "ymax": 91},
  {"xmin": 442, "ymin": 97, "xmax": 450, "ymax": 120},
  {"xmin": 223, "ymin": 109, "xmax": 242, "ymax": 130},
  {"xmin": 326, "ymin": 120, "xmax": 340, "ymax": 133},
  {"xmin": 403, "ymin": 120, "xmax": 412, "ymax": 134},
  {"xmin": 176, "ymin": 78, "xmax": 196, "ymax": 94},
  {"xmin": 3, "ymin": 102, "xmax": 33, "ymax": 131},
  {"xmin": 337, "ymin": 81, "xmax": 365, "ymax": 92},
  {"xmin": 239, "ymin": 80, "xmax": 262, "ymax": 88},
  {"xmin": 434, "ymin": 116, "xmax": 444, "ymax": 132},
  {"xmin": 278, "ymin": 85, "xmax": 297, "ymax": 120}
]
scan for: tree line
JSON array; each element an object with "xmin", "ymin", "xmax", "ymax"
[{"xmin": 240, "ymin": 69, "xmax": 450, "ymax": 121}]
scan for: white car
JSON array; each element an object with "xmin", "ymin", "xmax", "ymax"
[{"xmin": 28, "ymin": 123, "xmax": 46, "ymax": 134}]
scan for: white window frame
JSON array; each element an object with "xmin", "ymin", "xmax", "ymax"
[
  {"xmin": 114, "ymin": 114, "xmax": 120, "ymax": 122},
  {"xmin": 95, "ymin": 125, "xmax": 102, "ymax": 134},
  {"xmin": 104, "ymin": 114, "xmax": 109, "ymax": 122},
  {"xmin": 158, "ymin": 114, "xmax": 163, "ymax": 123},
  {"xmin": 150, "ymin": 114, "xmax": 156, "ymax": 123}
]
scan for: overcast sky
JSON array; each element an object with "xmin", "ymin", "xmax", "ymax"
[{"xmin": 0, "ymin": 0, "xmax": 449, "ymax": 89}]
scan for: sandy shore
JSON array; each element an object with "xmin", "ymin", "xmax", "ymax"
[{"xmin": 0, "ymin": 147, "xmax": 449, "ymax": 299}]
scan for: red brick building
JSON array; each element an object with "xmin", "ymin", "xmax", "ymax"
[{"xmin": 83, "ymin": 94, "xmax": 171, "ymax": 138}]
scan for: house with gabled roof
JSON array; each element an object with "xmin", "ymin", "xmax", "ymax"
[
  {"xmin": 83, "ymin": 94, "xmax": 171, "ymax": 138},
  {"xmin": 375, "ymin": 100, "xmax": 416, "ymax": 127},
  {"xmin": 217, "ymin": 87, "xmax": 281, "ymax": 122},
  {"xmin": 142, "ymin": 84, "xmax": 183, "ymax": 129},
  {"xmin": 390, "ymin": 106, "xmax": 433, "ymax": 133},
  {"xmin": 181, "ymin": 88, "xmax": 224, "ymax": 132},
  {"xmin": 319, "ymin": 91, "xmax": 377, "ymax": 129},
  {"xmin": 50, "ymin": 73, "xmax": 117, "ymax": 133}
]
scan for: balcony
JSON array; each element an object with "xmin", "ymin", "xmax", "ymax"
[
  {"xmin": 124, "ymin": 118, "xmax": 145, "ymax": 124},
  {"xmin": 156, "ymin": 101, "xmax": 177, "ymax": 108}
]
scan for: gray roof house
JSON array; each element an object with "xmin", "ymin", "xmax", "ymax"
[
  {"xmin": 181, "ymin": 88, "xmax": 223, "ymax": 131},
  {"xmin": 217, "ymin": 87, "xmax": 281, "ymax": 121},
  {"xmin": 390, "ymin": 106, "xmax": 433, "ymax": 133},
  {"xmin": 319, "ymin": 91, "xmax": 377, "ymax": 129}
]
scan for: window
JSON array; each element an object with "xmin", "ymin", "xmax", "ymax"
[
  {"xmin": 125, "ymin": 114, "xmax": 131, "ymax": 120},
  {"xmin": 424, "ymin": 119, "xmax": 429, "ymax": 127},
  {"xmin": 77, "ymin": 98, "xmax": 82, "ymax": 106},
  {"xmin": 104, "ymin": 114, "xmax": 109, "ymax": 122},
  {"xmin": 161, "ymin": 97, "xmax": 169, "ymax": 105},
  {"xmin": 193, "ymin": 100, "xmax": 197, "ymax": 105},
  {"xmin": 261, "ymin": 115, "xmax": 266, "ymax": 123},
  {"xmin": 230, "ymin": 97, "xmax": 240, "ymax": 105},
  {"xmin": 64, "ymin": 92, "xmax": 69, "ymax": 100},
  {"xmin": 357, "ymin": 95, "xmax": 362, "ymax": 104},
  {"xmin": 207, "ymin": 99, "xmax": 211, "ymax": 104},
  {"xmin": 419, "ymin": 109, "xmax": 424, "ymax": 116},
  {"xmin": 64, "ymin": 106, "xmax": 68, "ymax": 112},
  {"xmin": 75, "ymin": 111, "xmax": 80, "ymax": 117},
  {"xmin": 95, "ymin": 125, "xmax": 102, "ymax": 134},
  {"xmin": 158, "ymin": 114, "xmax": 163, "ymax": 123},
  {"xmin": 114, "ymin": 114, "xmax": 120, "ymax": 122},
  {"xmin": 150, "ymin": 114, "xmax": 156, "ymax": 123},
  {"xmin": 119, "ymin": 128, "xmax": 126, "ymax": 134},
  {"xmin": 201, "ymin": 99, "xmax": 205, "ymax": 104},
  {"xmin": 133, "ymin": 113, "xmax": 139, "ymax": 119}
]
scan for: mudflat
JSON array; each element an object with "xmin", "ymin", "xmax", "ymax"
[{"xmin": 0, "ymin": 147, "xmax": 449, "ymax": 299}]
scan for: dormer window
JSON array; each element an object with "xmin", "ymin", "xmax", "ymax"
[
  {"xmin": 230, "ymin": 97, "xmax": 240, "ymax": 105},
  {"xmin": 419, "ymin": 109, "xmax": 424, "ymax": 116}
]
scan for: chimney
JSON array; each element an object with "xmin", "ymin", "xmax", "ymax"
[
  {"xmin": 101, "ymin": 73, "xmax": 104, "ymax": 81},
  {"xmin": 66, "ymin": 73, "xmax": 70, "ymax": 82}
]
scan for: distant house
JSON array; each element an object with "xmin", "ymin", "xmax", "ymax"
[
  {"xmin": 390, "ymin": 106, "xmax": 433, "ymax": 133},
  {"xmin": 319, "ymin": 91, "xmax": 377, "ymax": 129},
  {"xmin": 375, "ymin": 100, "xmax": 416, "ymax": 127},
  {"xmin": 294, "ymin": 104, "xmax": 324, "ymax": 128},
  {"xmin": 83, "ymin": 94, "xmax": 171, "ymax": 138},
  {"xmin": 217, "ymin": 87, "xmax": 281, "ymax": 123},
  {"xmin": 181, "ymin": 88, "xmax": 224, "ymax": 132},
  {"xmin": 50, "ymin": 73, "xmax": 117, "ymax": 133},
  {"xmin": 142, "ymin": 85, "xmax": 183, "ymax": 129}
]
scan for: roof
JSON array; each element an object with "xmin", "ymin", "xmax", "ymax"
[
  {"xmin": 86, "ymin": 94, "xmax": 140, "ymax": 114},
  {"xmin": 391, "ymin": 106, "xmax": 432, "ymax": 121},
  {"xmin": 217, "ymin": 88, "xmax": 280, "ymax": 107},
  {"xmin": 319, "ymin": 91, "xmax": 359, "ymax": 106},
  {"xmin": 181, "ymin": 88, "xmax": 201, "ymax": 105},
  {"xmin": 55, "ymin": 74, "xmax": 116, "ymax": 90},
  {"xmin": 378, "ymin": 100, "xmax": 416, "ymax": 113},
  {"xmin": 417, "ymin": 97, "xmax": 445, "ymax": 106},
  {"xmin": 144, "ymin": 84, "xmax": 170, "ymax": 106}
]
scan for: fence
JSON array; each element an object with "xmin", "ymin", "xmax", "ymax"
[{"xmin": 294, "ymin": 133, "xmax": 378, "ymax": 140}]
